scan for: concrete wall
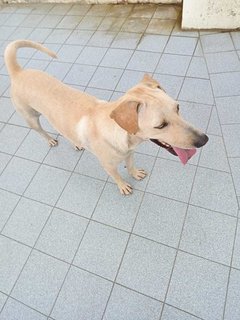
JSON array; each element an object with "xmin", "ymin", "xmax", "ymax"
[
  {"xmin": 182, "ymin": 0, "xmax": 240, "ymax": 29},
  {"xmin": 2, "ymin": 0, "xmax": 182, "ymax": 3}
]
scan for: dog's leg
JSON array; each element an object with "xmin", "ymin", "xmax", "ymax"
[
  {"xmin": 103, "ymin": 163, "xmax": 133, "ymax": 195},
  {"xmin": 26, "ymin": 114, "xmax": 58, "ymax": 147},
  {"xmin": 125, "ymin": 153, "xmax": 147, "ymax": 180}
]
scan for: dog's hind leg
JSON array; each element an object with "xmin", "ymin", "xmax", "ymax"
[{"xmin": 14, "ymin": 101, "xmax": 58, "ymax": 147}]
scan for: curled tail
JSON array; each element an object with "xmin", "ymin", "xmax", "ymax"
[{"xmin": 4, "ymin": 39, "xmax": 57, "ymax": 76}]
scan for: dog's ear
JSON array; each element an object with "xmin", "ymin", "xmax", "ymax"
[
  {"xmin": 141, "ymin": 73, "xmax": 164, "ymax": 91},
  {"xmin": 110, "ymin": 101, "xmax": 140, "ymax": 134}
]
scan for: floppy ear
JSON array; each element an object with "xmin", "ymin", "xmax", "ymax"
[{"xmin": 110, "ymin": 101, "xmax": 140, "ymax": 134}]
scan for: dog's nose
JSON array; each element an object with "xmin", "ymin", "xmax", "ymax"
[{"xmin": 194, "ymin": 134, "xmax": 209, "ymax": 148}]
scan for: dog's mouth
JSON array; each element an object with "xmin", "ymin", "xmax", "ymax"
[{"xmin": 150, "ymin": 139, "xmax": 196, "ymax": 165}]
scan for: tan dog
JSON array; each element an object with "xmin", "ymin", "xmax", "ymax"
[{"xmin": 4, "ymin": 40, "xmax": 208, "ymax": 195}]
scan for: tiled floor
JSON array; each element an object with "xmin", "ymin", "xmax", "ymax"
[{"xmin": 0, "ymin": 3, "xmax": 239, "ymax": 320}]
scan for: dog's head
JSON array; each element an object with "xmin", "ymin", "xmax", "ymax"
[{"xmin": 110, "ymin": 74, "xmax": 208, "ymax": 161}]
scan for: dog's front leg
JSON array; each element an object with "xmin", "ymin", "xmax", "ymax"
[
  {"xmin": 103, "ymin": 163, "xmax": 133, "ymax": 195},
  {"xmin": 125, "ymin": 152, "xmax": 147, "ymax": 180}
]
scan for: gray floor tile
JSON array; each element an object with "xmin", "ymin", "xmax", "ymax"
[
  {"xmin": 127, "ymin": 51, "xmax": 160, "ymax": 72},
  {"xmin": 137, "ymin": 34, "xmax": 168, "ymax": 52},
  {"xmin": 0, "ymin": 75, "xmax": 9, "ymax": 96},
  {"xmin": 211, "ymin": 72, "xmax": 240, "ymax": 97},
  {"xmin": 88, "ymin": 31, "xmax": 116, "ymax": 47},
  {"xmin": 121, "ymin": 17, "xmax": 149, "ymax": 33},
  {"xmin": 179, "ymin": 101, "xmax": 211, "ymax": 131},
  {"xmin": 86, "ymin": 4, "xmax": 112, "ymax": 17},
  {"xmin": 0, "ymin": 97, "xmax": 15, "ymax": 122},
  {"xmin": 156, "ymin": 54, "xmax": 191, "ymax": 76},
  {"xmin": 66, "ymin": 30, "xmax": 94, "ymax": 45},
  {"xmin": 134, "ymin": 193, "xmax": 187, "ymax": 247},
  {"xmin": 20, "ymin": 14, "xmax": 44, "ymax": 28},
  {"xmin": 58, "ymin": 44, "xmax": 83, "ymax": 63},
  {"xmin": 180, "ymin": 205, "xmax": 236, "ymax": 265},
  {"xmin": 35, "ymin": 208, "xmax": 88, "ymax": 263},
  {"xmin": 165, "ymin": 36, "xmax": 197, "ymax": 55},
  {"xmin": 0, "ymin": 157, "xmax": 39, "ymax": 195},
  {"xmin": 85, "ymin": 87, "xmax": 112, "ymax": 101},
  {"xmin": 5, "ymin": 13, "xmax": 27, "ymax": 26},
  {"xmin": 161, "ymin": 305, "xmax": 199, "ymax": 320},
  {"xmin": 199, "ymin": 134, "xmax": 230, "ymax": 172},
  {"xmin": 136, "ymin": 141, "xmax": 159, "ymax": 157},
  {"xmin": 207, "ymin": 107, "xmax": 222, "ymax": 136},
  {"xmin": 229, "ymin": 158, "xmax": 240, "ymax": 196},
  {"xmin": 56, "ymin": 173, "xmax": 104, "ymax": 218},
  {"xmin": 45, "ymin": 61, "xmax": 72, "ymax": 81},
  {"xmin": 8, "ymin": 27, "xmax": 33, "ymax": 42},
  {"xmin": 225, "ymin": 268, "xmax": 240, "ymax": 320},
  {"xmin": 154, "ymin": 73, "xmax": 184, "ymax": 99},
  {"xmin": 146, "ymin": 19, "xmax": 175, "ymax": 35},
  {"xmin": 44, "ymin": 136, "xmax": 82, "ymax": 171},
  {"xmin": 0, "ymin": 292, "xmax": 7, "ymax": 312},
  {"xmin": 24, "ymin": 59, "xmax": 49, "ymax": 71},
  {"xmin": 0, "ymin": 26, "xmax": 15, "ymax": 40},
  {"xmin": 0, "ymin": 124, "xmax": 29, "ymax": 155},
  {"xmin": 67, "ymin": 4, "xmax": 91, "ymax": 16},
  {"xmin": 103, "ymin": 284, "xmax": 162, "ymax": 320},
  {"xmin": 64, "ymin": 63, "xmax": 97, "ymax": 86},
  {"xmin": 16, "ymin": 130, "xmax": 53, "ymax": 163},
  {"xmin": 131, "ymin": 4, "xmax": 157, "ymax": 18},
  {"xmin": 100, "ymin": 48, "xmax": 133, "ymax": 69},
  {"xmin": 74, "ymin": 151, "xmax": 108, "ymax": 181},
  {"xmin": 51, "ymin": 266, "xmax": 112, "ymax": 320},
  {"xmin": 93, "ymin": 183, "xmax": 143, "ymax": 232},
  {"xmin": 0, "ymin": 236, "xmax": 30, "ymax": 294},
  {"xmin": 12, "ymin": 250, "xmax": 68, "ymax": 314},
  {"xmin": 0, "ymin": 152, "xmax": 11, "ymax": 174},
  {"xmin": 28, "ymin": 28, "xmax": 53, "ymax": 43},
  {"xmin": 98, "ymin": 17, "xmax": 125, "ymax": 32},
  {"xmin": 216, "ymin": 96, "xmax": 240, "ymax": 124},
  {"xmin": 147, "ymin": 159, "xmax": 196, "ymax": 203},
  {"xmin": 107, "ymin": 4, "xmax": 133, "ymax": 17},
  {"xmin": 76, "ymin": 46, "xmax": 107, "ymax": 65},
  {"xmin": 179, "ymin": 77, "xmax": 214, "ymax": 105},
  {"xmin": 154, "ymin": 5, "xmax": 179, "ymax": 19},
  {"xmin": 77, "ymin": 16, "xmax": 103, "ymax": 30},
  {"xmin": 111, "ymin": 32, "xmax": 142, "ymax": 50},
  {"xmin": 116, "ymin": 69, "xmax": 145, "ymax": 92},
  {"xmin": 0, "ymin": 298, "xmax": 47, "ymax": 320},
  {"xmin": 186, "ymin": 56, "xmax": 209, "ymax": 79},
  {"xmin": 24, "ymin": 164, "xmax": 70, "ymax": 206},
  {"xmin": 38, "ymin": 15, "xmax": 64, "ymax": 28},
  {"xmin": 56, "ymin": 15, "xmax": 83, "ymax": 29},
  {"xmin": 89, "ymin": 67, "xmax": 123, "ymax": 90},
  {"xmin": 222, "ymin": 124, "xmax": 240, "ymax": 157},
  {"xmin": 2, "ymin": 198, "xmax": 51, "ymax": 247},
  {"xmin": 45, "ymin": 29, "xmax": 72, "ymax": 44},
  {"xmin": 166, "ymin": 252, "xmax": 229, "ymax": 320},
  {"xmin": 205, "ymin": 51, "xmax": 240, "ymax": 74},
  {"xmin": 172, "ymin": 19, "xmax": 199, "ymax": 38},
  {"xmin": 117, "ymin": 235, "xmax": 176, "ymax": 300},
  {"xmin": 190, "ymin": 167, "xmax": 238, "ymax": 216},
  {"xmin": 74, "ymin": 221, "xmax": 128, "ymax": 280},
  {"xmin": 32, "ymin": 43, "xmax": 60, "ymax": 61},
  {"xmin": 231, "ymin": 31, "xmax": 240, "ymax": 49},
  {"xmin": 0, "ymin": 189, "xmax": 20, "ymax": 231},
  {"xmin": 201, "ymin": 33, "xmax": 234, "ymax": 53},
  {"xmin": 232, "ymin": 220, "xmax": 240, "ymax": 269},
  {"xmin": 48, "ymin": 4, "xmax": 72, "ymax": 15}
]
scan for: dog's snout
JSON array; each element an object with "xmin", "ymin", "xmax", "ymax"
[{"xmin": 194, "ymin": 134, "xmax": 209, "ymax": 148}]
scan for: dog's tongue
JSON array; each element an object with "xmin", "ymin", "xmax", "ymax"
[{"xmin": 172, "ymin": 147, "xmax": 196, "ymax": 165}]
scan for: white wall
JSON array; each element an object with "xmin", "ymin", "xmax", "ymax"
[{"xmin": 182, "ymin": 0, "xmax": 240, "ymax": 29}]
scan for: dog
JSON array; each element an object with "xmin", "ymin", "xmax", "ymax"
[{"xmin": 4, "ymin": 40, "xmax": 208, "ymax": 195}]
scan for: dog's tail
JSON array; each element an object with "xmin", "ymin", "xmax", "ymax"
[{"xmin": 4, "ymin": 40, "xmax": 57, "ymax": 76}]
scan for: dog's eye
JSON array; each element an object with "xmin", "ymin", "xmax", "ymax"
[{"xmin": 155, "ymin": 122, "xmax": 168, "ymax": 129}]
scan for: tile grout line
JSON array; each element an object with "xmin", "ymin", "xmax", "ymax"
[{"xmin": 199, "ymin": 36, "xmax": 240, "ymax": 320}]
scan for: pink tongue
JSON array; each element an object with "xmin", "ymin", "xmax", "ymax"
[{"xmin": 172, "ymin": 147, "xmax": 196, "ymax": 165}]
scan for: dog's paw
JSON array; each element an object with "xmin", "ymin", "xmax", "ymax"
[
  {"xmin": 49, "ymin": 139, "xmax": 58, "ymax": 147},
  {"xmin": 118, "ymin": 182, "xmax": 133, "ymax": 195},
  {"xmin": 131, "ymin": 168, "xmax": 147, "ymax": 180}
]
